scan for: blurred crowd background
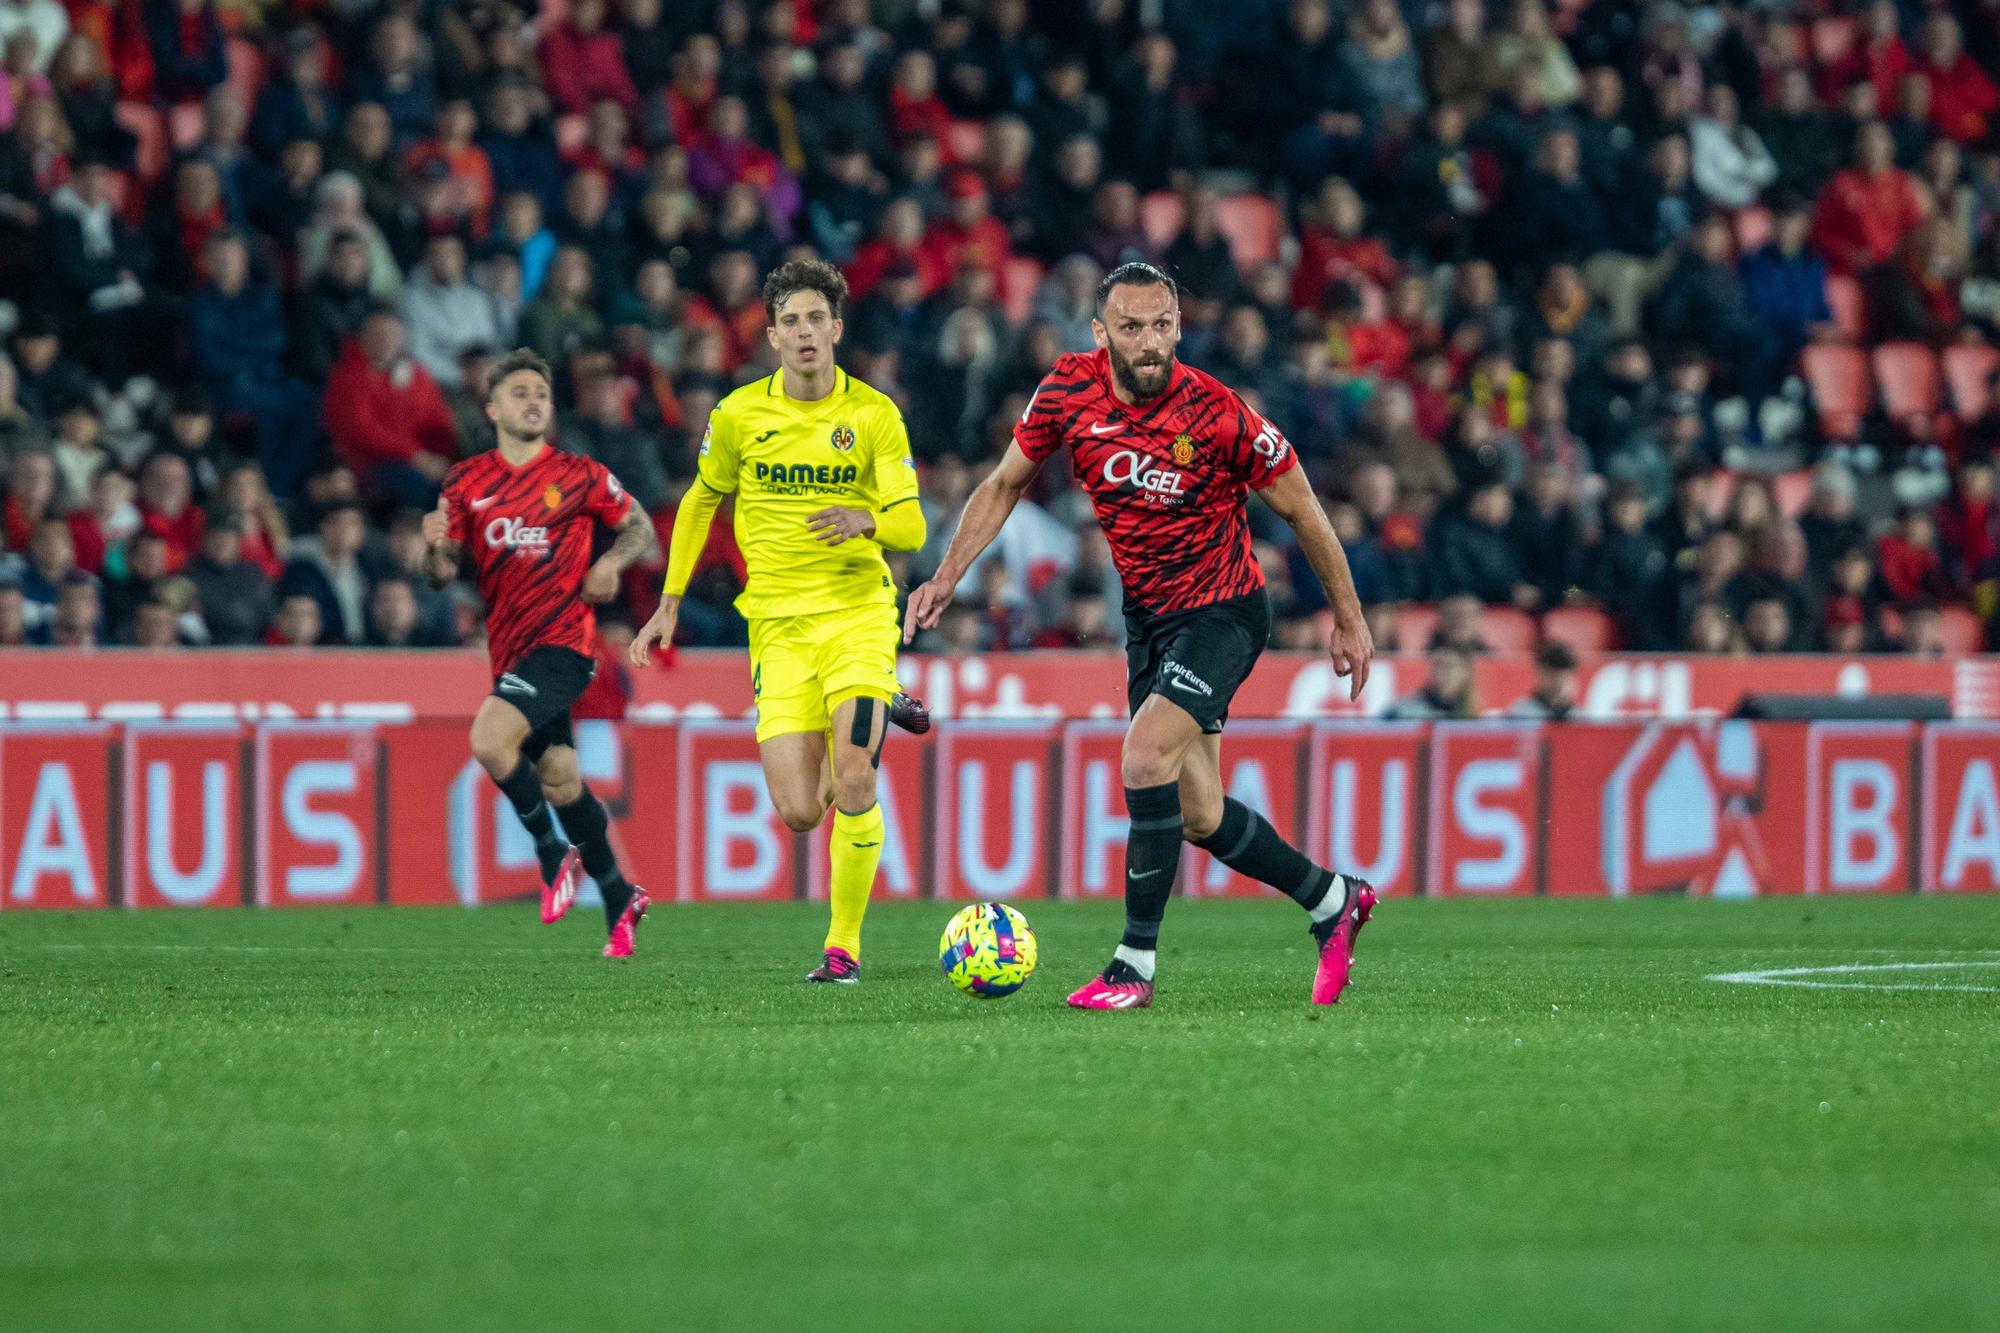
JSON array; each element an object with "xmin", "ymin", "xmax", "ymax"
[{"xmin": 0, "ymin": 0, "xmax": 1997, "ymax": 666}]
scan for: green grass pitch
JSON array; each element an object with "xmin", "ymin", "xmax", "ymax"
[{"xmin": 4, "ymin": 896, "xmax": 1998, "ymax": 1332}]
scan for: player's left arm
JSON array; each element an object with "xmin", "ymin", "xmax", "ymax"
[
  {"xmin": 808, "ymin": 402, "xmax": 927, "ymax": 550},
  {"xmin": 583, "ymin": 470, "xmax": 657, "ymax": 603},
  {"xmin": 1254, "ymin": 450, "xmax": 1375, "ymax": 703}
]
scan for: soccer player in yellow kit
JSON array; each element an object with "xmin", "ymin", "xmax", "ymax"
[{"xmin": 630, "ymin": 259, "xmax": 927, "ymax": 982}]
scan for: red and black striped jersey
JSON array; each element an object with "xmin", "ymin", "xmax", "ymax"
[
  {"xmin": 443, "ymin": 445, "xmax": 633, "ymax": 676},
  {"xmin": 1013, "ymin": 349, "xmax": 1298, "ymax": 615}
]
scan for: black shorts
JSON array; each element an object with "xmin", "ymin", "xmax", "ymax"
[
  {"xmin": 494, "ymin": 645, "xmax": 597, "ymax": 761},
  {"xmin": 1124, "ymin": 590, "xmax": 1272, "ymax": 734}
]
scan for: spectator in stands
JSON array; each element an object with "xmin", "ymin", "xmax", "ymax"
[
  {"xmin": 1649, "ymin": 214, "xmax": 1774, "ymax": 399},
  {"xmin": 1871, "ymin": 216, "xmax": 1966, "ymax": 345},
  {"xmin": 1742, "ymin": 595, "xmax": 1794, "ymax": 654},
  {"xmin": 2, "ymin": 444, "xmax": 56, "ymax": 549},
  {"xmin": 1741, "ymin": 195, "xmax": 1836, "ymax": 376},
  {"xmin": 1878, "ymin": 505, "xmax": 1955, "ymax": 604},
  {"xmin": 300, "ymin": 170, "xmax": 402, "ymax": 303},
  {"xmin": 1683, "ymin": 598, "xmax": 1742, "ymax": 654},
  {"xmin": 1422, "ymin": 0, "xmax": 1487, "ymax": 108},
  {"xmin": 1799, "ymin": 462, "xmax": 1867, "ymax": 583},
  {"xmin": 1758, "ymin": 67, "xmax": 1843, "ymax": 199},
  {"xmin": 135, "ymin": 450, "xmax": 202, "ymax": 570},
  {"xmin": 518, "ymin": 245, "xmax": 605, "ymax": 373},
  {"xmin": 266, "ymin": 592, "xmax": 320, "ymax": 647},
  {"xmin": 1432, "ymin": 480, "xmax": 1529, "ymax": 605},
  {"xmin": 365, "ymin": 576, "xmax": 439, "ymax": 648},
  {"xmin": 280, "ymin": 498, "xmax": 370, "ymax": 645},
  {"xmin": 404, "ymin": 233, "xmax": 501, "ymax": 389},
  {"xmin": 322, "ymin": 310, "xmax": 456, "ymax": 511},
  {"xmin": 43, "ymin": 568, "xmax": 98, "ymax": 645},
  {"xmin": 1507, "ymin": 639, "xmax": 1581, "ymax": 718},
  {"xmin": 18, "ymin": 512, "xmax": 73, "ymax": 628},
  {"xmin": 0, "ymin": 573, "xmax": 25, "ymax": 644},
  {"xmin": 1690, "ymin": 83, "xmax": 1777, "ymax": 210},
  {"xmin": 1914, "ymin": 14, "xmax": 1997, "ymax": 145},
  {"xmin": 1512, "ymin": 458, "xmax": 1584, "ymax": 606},
  {"xmin": 186, "ymin": 511, "xmax": 271, "ymax": 646},
  {"xmin": 190, "ymin": 230, "xmax": 319, "ymax": 497},
  {"xmin": 1899, "ymin": 600, "xmax": 1948, "ymax": 655},
  {"xmin": 479, "ymin": 79, "xmax": 561, "ymax": 219},
  {"xmin": 66, "ymin": 463, "xmax": 138, "ymax": 575},
  {"xmin": 100, "ymin": 524, "xmax": 166, "ymax": 634},
  {"xmin": 567, "ymin": 355, "xmax": 666, "ymax": 513},
  {"xmin": 540, "ymin": 0, "xmax": 638, "ymax": 118},
  {"xmin": 1387, "ymin": 643, "xmax": 1476, "ymax": 718},
  {"xmin": 1813, "ymin": 121, "xmax": 1925, "ymax": 277},
  {"xmin": 43, "ymin": 152, "xmax": 154, "ymax": 381},
  {"xmin": 1936, "ymin": 456, "xmax": 1999, "ymax": 593},
  {"xmin": 253, "ymin": 29, "xmax": 338, "ymax": 161},
  {"xmin": 353, "ymin": 12, "xmax": 437, "ymax": 146},
  {"xmin": 142, "ymin": 0, "xmax": 224, "ymax": 106},
  {"xmin": 46, "ymin": 395, "xmax": 103, "ymax": 508}
]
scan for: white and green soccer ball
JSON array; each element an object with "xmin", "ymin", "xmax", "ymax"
[{"xmin": 938, "ymin": 903, "xmax": 1038, "ymax": 998}]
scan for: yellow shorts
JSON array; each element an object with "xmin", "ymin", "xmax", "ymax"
[{"xmin": 747, "ymin": 601, "xmax": 902, "ymax": 743}]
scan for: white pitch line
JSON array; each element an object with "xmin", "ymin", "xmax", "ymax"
[
  {"xmin": 10, "ymin": 943, "xmax": 555, "ymax": 955},
  {"xmin": 1707, "ymin": 960, "xmax": 2000, "ymax": 993}
]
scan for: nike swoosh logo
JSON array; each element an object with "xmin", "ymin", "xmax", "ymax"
[
  {"xmin": 471, "ymin": 496, "xmax": 498, "ymax": 510},
  {"xmin": 1129, "ymin": 867, "xmax": 1164, "ymax": 880},
  {"xmin": 1168, "ymin": 678, "xmax": 1204, "ymax": 693},
  {"xmin": 1089, "ymin": 422, "xmax": 1120, "ymax": 435}
]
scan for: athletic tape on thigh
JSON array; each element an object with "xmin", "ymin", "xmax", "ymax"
[{"xmin": 848, "ymin": 697, "xmax": 877, "ymax": 749}]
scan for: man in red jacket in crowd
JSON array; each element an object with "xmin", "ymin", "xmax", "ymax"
[
  {"xmin": 1811, "ymin": 121, "xmax": 1925, "ymax": 276},
  {"xmin": 537, "ymin": 0, "xmax": 640, "ymax": 117},
  {"xmin": 1913, "ymin": 13, "xmax": 1998, "ymax": 144},
  {"xmin": 323, "ymin": 308, "xmax": 459, "ymax": 510}
]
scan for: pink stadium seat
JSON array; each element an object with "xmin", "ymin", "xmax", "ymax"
[
  {"xmin": 943, "ymin": 118, "xmax": 985, "ymax": 164},
  {"xmin": 1732, "ymin": 204, "xmax": 1773, "ymax": 254},
  {"xmin": 1879, "ymin": 605, "xmax": 1987, "ymax": 653},
  {"xmin": 1481, "ymin": 607, "xmax": 1538, "ymax": 652},
  {"xmin": 115, "ymin": 102, "xmax": 167, "ymax": 183},
  {"xmin": 1139, "ymin": 190, "xmax": 1183, "ymax": 250},
  {"xmin": 1800, "ymin": 343, "xmax": 1871, "ymax": 439},
  {"xmin": 1213, "ymin": 194, "xmax": 1281, "ymax": 269},
  {"xmin": 1942, "ymin": 342, "xmax": 1999, "ymax": 421},
  {"xmin": 1391, "ymin": 604, "xmax": 1438, "ymax": 652},
  {"xmin": 1873, "ymin": 341, "xmax": 1943, "ymax": 426},
  {"xmin": 1541, "ymin": 606, "xmax": 1618, "ymax": 653},
  {"xmin": 167, "ymin": 100, "xmax": 205, "ymax": 151},
  {"xmin": 1771, "ymin": 469, "xmax": 1813, "ymax": 518},
  {"xmin": 1001, "ymin": 255, "xmax": 1043, "ymax": 325},
  {"xmin": 1824, "ymin": 273, "xmax": 1866, "ymax": 341}
]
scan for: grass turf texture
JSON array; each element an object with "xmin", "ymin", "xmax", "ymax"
[{"xmin": 3, "ymin": 897, "xmax": 1998, "ymax": 1332}]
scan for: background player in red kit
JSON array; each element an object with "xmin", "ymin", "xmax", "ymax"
[
  {"xmin": 422, "ymin": 349, "xmax": 659, "ymax": 957},
  {"xmin": 906, "ymin": 263, "xmax": 1377, "ymax": 1009}
]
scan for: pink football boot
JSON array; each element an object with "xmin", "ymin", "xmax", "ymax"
[
  {"xmin": 603, "ymin": 886, "xmax": 650, "ymax": 958},
  {"xmin": 541, "ymin": 846, "xmax": 583, "ymax": 924},
  {"xmin": 1310, "ymin": 877, "xmax": 1378, "ymax": 1005},
  {"xmin": 1066, "ymin": 961, "xmax": 1154, "ymax": 1010}
]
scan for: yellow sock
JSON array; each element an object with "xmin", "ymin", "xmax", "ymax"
[{"xmin": 826, "ymin": 803, "xmax": 884, "ymax": 958}]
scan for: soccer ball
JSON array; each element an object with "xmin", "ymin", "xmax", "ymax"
[{"xmin": 938, "ymin": 903, "xmax": 1038, "ymax": 998}]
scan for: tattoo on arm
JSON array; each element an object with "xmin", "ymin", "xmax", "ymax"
[{"xmin": 605, "ymin": 508, "xmax": 657, "ymax": 569}]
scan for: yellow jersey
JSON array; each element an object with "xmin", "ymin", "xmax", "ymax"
[{"xmin": 697, "ymin": 367, "xmax": 921, "ymax": 621}]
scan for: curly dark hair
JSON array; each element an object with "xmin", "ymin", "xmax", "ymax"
[
  {"xmin": 488, "ymin": 347, "xmax": 553, "ymax": 396},
  {"xmin": 761, "ymin": 257, "xmax": 849, "ymax": 324}
]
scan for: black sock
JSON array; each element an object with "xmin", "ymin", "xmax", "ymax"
[
  {"xmin": 1193, "ymin": 797, "xmax": 1337, "ymax": 911},
  {"xmin": 496, "ymin": 758, "xmax": 568, "ymax": 882},
  {"xmin": 1120, "ymin": 782, "xmax": 1183, "ymax": 951},
  {"xmin": 556, "ymin": 788, "xmax": 634, "ymax": 927}
]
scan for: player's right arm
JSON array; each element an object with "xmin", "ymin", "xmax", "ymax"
[
  {"xmin": 631, "ymin": 408, "xmax": 740, "ymax": 666},
  {"xmin": 422, "ymin": 486, "xmax": 464, "ymax": 590},
  {"xmin": 902, "ymin": 440, "xmax": 1041, "ymax": 643}
]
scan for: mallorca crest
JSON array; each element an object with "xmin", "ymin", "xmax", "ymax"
[
  {"xmin": 830, "ymin": 423, "xmax": 856, "ymax": 453},
  {"xmin": 1172, "ymin": 433, "xmax": 1197, "ymax": 465},
  {"xmin": 543, "ymin": 484, "xmax": 563, "ymax": 510}
]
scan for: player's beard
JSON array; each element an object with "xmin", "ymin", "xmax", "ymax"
[{"xmin": 1107, "ymin": 343, "xmax": 1174, "ymax": 403}]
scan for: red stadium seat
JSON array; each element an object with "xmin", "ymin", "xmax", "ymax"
[
  {"xmin": 1943, "ymin": 342, "xmax": 1999, "ymax": 421},
  {"xmin": 1873, "ymin": 341, "xmax": 1943, "ymax": 426},
  {"xmin": 1391, "ymin": 604, "xmax": 1437, "ymax": 652},
  {"xmin": 1139, "ymin": 190, "xmax": 1183, "ymax": 250},
  {"xmin": 1001, "ymin": 255, "xmax": 1043, "ymax": 325},
  {"xmin": 1878, "ymin": 604, "xmax": 1987, "ymax": 653},
  {"xmin": 115, "ymin": 102, "xmax": 167, "ymax": 183},
  {"xmin": 1772, "ymin": 468, "xmax": 1813, "ymax": 518},
  {"xmin": 1213, "ymin": 194, "xmax": 1281, "ymax": 269},
  {"xmin": 1824, "ymin": 273, "xmax": 1867, "ymax": 341},
  {"xmin": 1481, "ymin": 607, "xmax": 1538, "ymax": 652},
  {"xmin": 1732, "ymin": 204, "xmax": 1773, "ymax": 254},
  {"xmin": 1800, "ymin": 343, "xmax": 1871, "ymax": 438},
  {"xmin": 943, "ymin": 119, "xmax": 985, "ymax": 165},
  {"xmin": 1541, "ymin": 606, "xmax": 1619, "ymax": 653}
]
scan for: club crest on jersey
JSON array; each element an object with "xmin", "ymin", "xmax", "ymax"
[
  {"xmin": 829, "ymin": 424, "xmax": 856, "ymax": 453},
  {"xmin": 542, "ymin": 484, "xmax": 563, "ymax": 510},
  {"xmin": 1172, "ymin": 433, "xmax": 1197, "ymax": 465}
]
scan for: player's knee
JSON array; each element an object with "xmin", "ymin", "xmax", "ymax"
[
  {"xmin": 1181, "ymin": 803, "xmax": 1222, "ymax": 842},
  {"xmin": 469, "ymin": 726, "xmax": 515, "ymax": 775},
  {"xmin": 1120, "ymin": 746, "xmax": 1179, "ymax": 790},
  {"xmin": 540, "ymin": 777, "xmax": 581, "ymax": 807},
  {"xmin": 776, "ymin": 799, "xmax": 824, "ymax": 834},
  {"xmin": 830, "ymin": 765, "xmax": 876, "ymax": 814}
]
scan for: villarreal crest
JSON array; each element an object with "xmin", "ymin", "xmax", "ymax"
[{"xmin": 829, "ymin": 424, "xmax": 856, "ymax": 452}]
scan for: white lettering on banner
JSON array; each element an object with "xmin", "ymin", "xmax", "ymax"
[
  {"xmin": 1330, "ymin": 758, "xmax": 1406, "ymax": 886},
  {"xmin": 1642, "ymin": 740, "xmax": 1717, "ymax": 863},
  {"xmin": 704, "ymin": 760, "xmax": 779, "ymax": 895},
  {"xmin": 1082, "ymin": 759, "xmax": 1128, "ymax": 893},
  {"xmin": 9, "ymin": 763, "xmax": 97, "ymax": 903},
  {"xmin": 876, "ymin": 778, "xmax": 913, "ymax": 896},
  {"xmin": 1581, "ymin": 661, "xmax": 1694, "ymax": 717},
  {"xmin": 281, "ymin": 761, "xmax": 363, "ymax": 898},
  {"xmin": 957, "ymin": 761, "xmax": 1036, "ymax": 897},
  {"xmin": 1453, "ymin": 759, "xmax": 1525, "ymax": 892},
  {"xmin": 1830, "ymin": 759, "xmax": 1899, "ymax": 889},
  {"xmin": 1206, "ymin": 761, "xmax": 1276, "ymax": 889},
  {"xmin": 1942, "ymin": 760, "xmax": 2000, "ymax": 888},
  {"xmin": 146, "ymin": 761, "xmax": 229, "ymax": 904},
  {"xmin": 1100, "ymin": 450, "xmax": 1186, "ymax": 498}
]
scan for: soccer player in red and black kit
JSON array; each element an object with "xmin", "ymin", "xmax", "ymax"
[
  {"xmin": 907, "ymin": 263, "xmax": 1378, "ymax": 1008},
  {"xmin": 422, "ymin": 349, "xmax": 659, "ymax": 957}
]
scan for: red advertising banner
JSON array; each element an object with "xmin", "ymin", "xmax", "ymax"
[
  {"xmin": 929, "ymin": 722, "xmax": 1059, "ymax": 901},
  {"xmin": 122, "ymin": 724, "xmax": 245, "ymax": 909},
  {"xmin": 253, "ymin": 723, "xmax": 380, "ymax": 908},
  {"xmin": 3, "ymin": 650, "xmax": 1994, "ymax": 724},
  {"xmin": 1, "ymin": 725, "xmax": 114, "ymax": 910},
  {"xmin": 1920, "ymin": 725, "xmax": 2000, "ymax": 894},
  {"xmin": 7, "ymin": 719, "xmax": 2000, "ymax": 907},
  {"xmin": 1303, "ymin": 723, "xmax": 1426, "ymax": 898}
]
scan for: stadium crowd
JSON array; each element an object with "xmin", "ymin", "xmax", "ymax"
[{"xmin": 0, "ymin": 0, "xmax": 1997, "ymax": 662}]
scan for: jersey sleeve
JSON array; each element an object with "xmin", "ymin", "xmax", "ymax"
[
  {"xmin": 866, "ymin": 400, "xmax": 921, "ymax": 512},
  {"xmin": 694, "ymin": 404, "xmax": 741, "ymax": 494},
  {"xmin": 584, "ymin": 459, "xmax": 635, "ymax": 526},
  {"xmin": 1227, "ymin": 392, "xmax": 1299, "ymax": 491},
  {"xmin": 1011, "ymin": 372, "xmax": 1070, "ymax": 463},
  {"xmin": 443, "ymin": 464, "xmax": 472, "ymax": 543}
]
